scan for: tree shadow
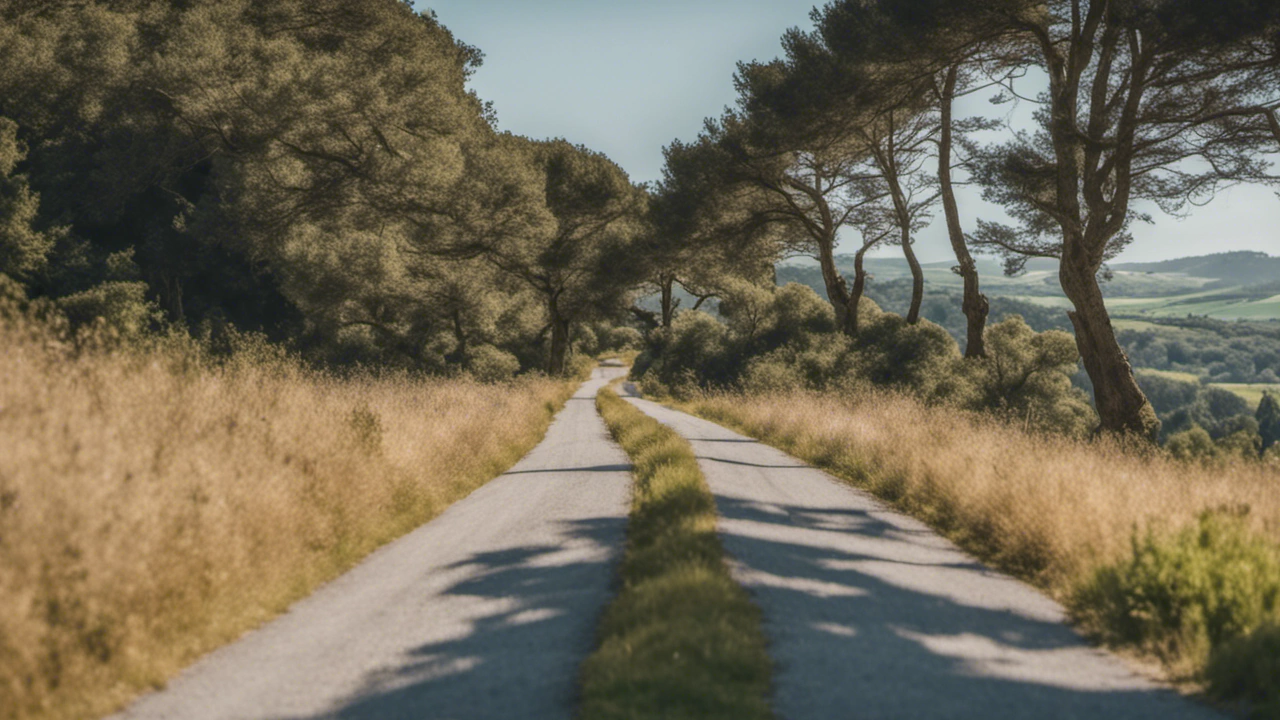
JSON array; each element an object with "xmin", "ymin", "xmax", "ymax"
[
  {"xmin": 706, "ymin": 494, "xmax": 1224, "ymax": 720},
  {"xmin": 286, "ymin": 515, "xmax": 626, "ymax": 720}
]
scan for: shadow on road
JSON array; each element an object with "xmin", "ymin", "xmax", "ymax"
[
  {"xmin": 288, "ymin": 516, "xmax": 625, "ymax": 720},
  {"xmin": 707, "ymin": 491, "xmax": 1221, "ymax": 719}
]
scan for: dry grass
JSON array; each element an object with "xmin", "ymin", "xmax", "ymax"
[
  {"xmin": 0, "ymin": 318, "xmax": 575, "ymax": 720},
  {"xmin": 691, "ymin": 389, "xmax": 1280, "ymax": 588},
  {"xmin": 687, "ymin": 389, "xmax": 1280, "ymax": 699}
]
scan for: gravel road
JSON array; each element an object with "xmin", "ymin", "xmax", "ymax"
[
  {"xmin": 619, "ymin": 387, "xmax": 1226, "ymax": 720},
  {"xmin": 109, "ymin": 367, "xmax": 631, "ymax": 720}
]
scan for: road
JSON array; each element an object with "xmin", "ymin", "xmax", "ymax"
[
  {"xmin": 110, "ymin": 366, "xmax": 632, "ymax": 720},
  {"xmin": 618, "ymin": 386, "xmax": 1224, "ymax": 720},
  {"xmin": 108, "ymin": 367, "xmax": 1225, "ymax": 720}
]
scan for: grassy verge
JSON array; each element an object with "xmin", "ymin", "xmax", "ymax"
[
  {"xmin": 578, "ymin": 386, "xmax": 772, "ymax": 720},
  {"xmin": 0, "ymin": 316, "xmax": 578, "ymax": 720},
  {"xmin": 681, "ymin": 388, "xmax": 1280, "ymax": 713}
]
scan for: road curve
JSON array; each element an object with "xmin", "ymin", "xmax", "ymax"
[
  {"xmin": 109, "ymin": 367, "xmax": 631, "ymax": 720},
  {"xmin": 619, "ymin": 388, "xmax": 1225, "ymax": 720}
]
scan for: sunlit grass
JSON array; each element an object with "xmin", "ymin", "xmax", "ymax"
[
  {"xmin": 578, "ymin": 386, "xmax": 772, "ymax": 720},
  {"xmin": 0, "ymin": 316, "xmax": 575, "ymax": 720},
  {"xmin": 685, "ymin": 388, "xmax": 1280, "ymax": 707}
]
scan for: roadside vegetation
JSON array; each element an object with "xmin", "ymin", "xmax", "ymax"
[
  {"xmin": 579, "ymin": 386, "xmax": 772, "ymax": 720},
  {"xmin": 0, "ymin": 309, "xmax": 577, "ymax": 720},
  {"xmin": 674, "ymin": 387, "xmax": 1280, "ymax": 711}
]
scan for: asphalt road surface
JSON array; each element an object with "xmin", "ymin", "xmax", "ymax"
[
  {"xmin": 619, "ymin": 386, "xmax": 1225, "ymax": 720},
  {"xmin": 107, "ymin": 366, "xmax": 1227, "ymax": 720},
  {"xmin": 110, "ymin": 366, "xmax": 631, "ymax": 720}
]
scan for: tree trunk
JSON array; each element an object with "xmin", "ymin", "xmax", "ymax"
[
  {"xmin": 938, "ymin": 65, "xmax": 988, "ymax": 357},
  {"xmin": 845, "ymin": 244, "xmax": 871, "ymax": 336},
  {"xmin": 879, "ymin": 128, "xmax": 924, "ymax": 325},
  {"xmin": 900, "ymin": 230, "xmax": 924, "ymax": 325},
  {"xmin": 660, "ymin": 275, "xmax": 676, "ymax": 328},
  {"xmin": 447, "ymin": 308, "xmax": 467, "ymax": 365},
  {"xmin": 815, "ymin": 229, "xmax": 854, "ymax": 336},
  {"xmin": 547, "ymin": 302, "xmax": 571, "ymax": 376},
  {"xmin": 1059, "ymin": 244, "xmax": 1159, "ymax": 439}
]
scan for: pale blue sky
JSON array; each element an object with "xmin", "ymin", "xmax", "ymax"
[{"xmin": 424, "ymin": 1, "xmax": 1280, "ymax": 263}]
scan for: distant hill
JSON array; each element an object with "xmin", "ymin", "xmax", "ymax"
[
  {"xmin": 1112, "ymin": 251, "xmax": 1280, "ymax": 288},
  {"xmin": 776, "ymin": 250, "xmax": 1280, "ymax": 320}
]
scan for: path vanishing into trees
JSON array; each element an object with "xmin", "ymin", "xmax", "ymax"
[{"xmin": 109, "ymin": 367, "xmax": 1223, "ymax": 720}]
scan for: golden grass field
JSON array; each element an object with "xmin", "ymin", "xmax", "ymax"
[
  {"xmin": 688, "ymin": 390, "xmax": 1280, "ymax": 686},
  {"xmin": 0, "ymin": 318, "xmax": 575, "ymax": 720}
]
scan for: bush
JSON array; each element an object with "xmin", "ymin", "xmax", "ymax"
[
  {"xmin": 967, "ymin": 316, "xmax": 1096, "ymax": 436},
  {"xmin": 852, "ymin": 311, "xmax": 961, "ymax": 401},
  {"xmin": 56, "ymin": 281, "xmax": 159, "ymax": 338},
  {"xmin": 1072, "ymin": 511, "xmax": 1280, "ymax": 678},
  {"xmin": 1206, "ymin": 622, "xmax": 1280, "ymax": 716},
  {"xmin": 1167, "ymin": 426, "xmax": 1219, "ymax": 462},
  {"xmin": 464, "ymin": 344, "xmax": 521, "ymax": 382}
]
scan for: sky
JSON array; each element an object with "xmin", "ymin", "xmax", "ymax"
[{"xmin": 423, "ymin": 1, "xmax": 1280, "ymax": 264}]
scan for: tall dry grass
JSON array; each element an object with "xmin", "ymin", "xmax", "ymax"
[
  {"xmin": 689, "ymin": 390, "xmax": 1280, "ymax": 694},
  {"xmin": 0, "ymin": 317, "xmax": 574, "ymax": 720},
  {"xmin": 694, "ymin": 389, "xmax": 1280, "ymax": 588}
]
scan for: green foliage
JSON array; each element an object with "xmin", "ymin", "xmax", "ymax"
[
  {"xmin": 637, "ymin": 286, "xmax": 1094, "ymax": 435},
  {"xmin": 0, "ymin": 117, "xmax": 56, "ymax": 284},
  {"xmin": 582, "ymin": 387, "xmax": 772, "ymax": 720},
  {"xmin": 1166, "ymin": 426, "xmax": 1219, "ymax": 462},
  {"xmin": 965, "ymin": 316, "xmax": 1096, "ymax": 435},
  {"xmin": 1206, "ymin": 622, "xmax": 1280, "ymax": 717},
  {"xmin": 56, "ymin": 281, "xmax": 159, "ymax": 338},
  {"xmin": 1259, "ymin": 392, "xmax": 1280, "ymax": 453},
  {"xmin": 1071, "ymin": 511, "xmax": 1280, "ymax": 686},
  {"xmin": 463, "ymin": 345, "xmax": 521, "ymax": 383}
]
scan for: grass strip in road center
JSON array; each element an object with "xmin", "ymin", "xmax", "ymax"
[{"xmin": 578, "ymin": 386, "xmax": 773, "ymax": 720}]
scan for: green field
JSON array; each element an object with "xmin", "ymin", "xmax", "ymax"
[
  {"xmin": 1209, "ymin": 383, "xmax": 1280, "ymax": 410},
  {"xmin": 1137, "ymin": 368, "xmax": 1203, "ymax": 384}
]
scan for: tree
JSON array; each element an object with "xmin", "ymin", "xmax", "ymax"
[
  {"xmin": 810, "ymin": 0, "xmax": 1024, "ymax": 355},
  {"xmin": 1258, "ymin": 392, "xmax": 1280, "ymax": 454},
  {"xmin": 479, "ymin": 138, "xmax": 646, "ymax": 375},
  {"xmin": 0, "ymin": 118, "xmax": 56, "ymax": 285},
  {"xmin": 645, "ymin": 141, "xmax": 786, "ymax": 329},
  {"xmin": 969, "ymin": 0, "xmax": 1280, "ymax": 438}
]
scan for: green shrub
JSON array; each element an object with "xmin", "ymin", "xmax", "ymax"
[
  {"xmin": 966, "ymin": 316, "xmax": 1097, "ymax": 436},
  {"xmin": 464, "ymin": 344, "xmax": 521, "ymax": 382},
  {"xmin": 1206, "ymin": 622, "xmax": 1280, "ymax": 716},
  {"xmin": 1167, "ymin": 426, "xmax": 1219, "ymax": 462},
  {"xmin": 56, "ymin": 281, "xmax": 158, "ymax": 338},
  {"xmin": 1071, "ymin": 511, "xmax": 1280, "ymax": 678},
  {"xmin": 1217, "ymin": 429, "xmax": 1264, "ymax": 461},
  {"xmin": 852, "ymin": 312, "xmax": 961, "ymax": 401}
]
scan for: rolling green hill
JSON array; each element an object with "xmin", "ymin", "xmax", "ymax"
[{"xmin": 781, "ymin": 250, "xmax": 1280, "ymax": 321}]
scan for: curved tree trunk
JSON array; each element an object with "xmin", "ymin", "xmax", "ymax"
[
  {"xmin": 938, "ymin": 65, "xmax": 988, "ymax": 357},
  {"xmin": 845, "ymin": 243, "xmax": 872, "ymax": 336},
  {"xmin": 1060, "ymin": 244, "xmax": 1159, "ymax": 439},
  {"xmin": 660, "ymin": 275, "xmax": 676, "ymax": 328},
  {"xmin": 879, "ymin": 124, "xmax": 924, "ymax": 325},
  {"xmin": 899, "ymin": 231, "xmax": 924, "ymax": 325},
  {"xmin": 815, "ymin": 228, "xmax": 855, "ymax": 336}
]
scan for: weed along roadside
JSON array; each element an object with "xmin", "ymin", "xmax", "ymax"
[
  {"xmin": 681, "ymin": 388, "xmax": 1280, "ymax": 715},
  {"xmin": 578, "ymin": 384, "xmax": 773, "ymax": 720}
]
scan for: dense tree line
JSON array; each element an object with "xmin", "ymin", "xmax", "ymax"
[
  {"xmin": 0, "ymin": 0, "xmax": 646, "ymax": 375},
  {"xmin": 639, "ymin": 0, "xmax": 1280, "ymax": 440}
]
